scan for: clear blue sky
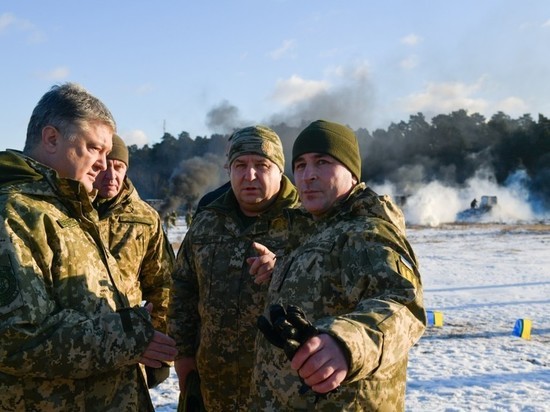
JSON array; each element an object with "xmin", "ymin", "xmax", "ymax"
[{"xmin": 1, "ymin": 1, "xmax": 549, "ymax": 151}]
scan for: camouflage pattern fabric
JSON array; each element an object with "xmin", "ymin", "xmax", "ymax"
[
  {"xmin": 227, "ymin": 125, "xmax": 285, "ymax": 172},
  {"xmin": 0, "ymin": 150, "xmax": 156, "ymax": 411},
  {"xmin": 250, "ymin": 183, "xmax": 426, "ymax": 411},
  {"xmin": 94, "ymin": 177, "xmax": 175, "ymax": 332},
  {"xmin": 168, "ymin": 175, "xmax": 299, "ymax": 411}
]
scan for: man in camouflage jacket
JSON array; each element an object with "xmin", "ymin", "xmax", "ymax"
[
  {"xmin": 251, "ymin": 120, "xmax": 426, "ymax": 411},
  {"xmin": 94, "ymin": 134, "xmax": 174, "ymax": 333},
  {"xmin": 168, "ymin": 125, "xmax": 300, "ymax": 410},
  {"xmin": 94, "ymin": 134, "xmax": 175, "ymax": 389},
  {"xmin": 0, "ymin": 83, "xmax": 177, "ymax": 411}
]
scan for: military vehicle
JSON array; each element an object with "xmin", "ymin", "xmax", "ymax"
[{"xmin": 456, "ymin": 195, "xmax": 498, "ymax": 222}]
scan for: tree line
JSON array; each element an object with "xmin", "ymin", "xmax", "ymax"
[{"xmin": 127, "ymin": 110, "xmax": 550, "ymax": 214}]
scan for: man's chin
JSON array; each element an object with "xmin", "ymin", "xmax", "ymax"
[
  {"xmin": 82, "ymin": 183, "xmax": 94, "ymax": 194},
  {"xmin": 240, "ymin": 195, "xmax": 263, "ymax": 205},
  {"xmin": 302, "ymin": 200, "xmax": 325, "ymax": 214},
  {"xmin": 80, "ymin": 177, "xmax": 96, "ymax": 194}
]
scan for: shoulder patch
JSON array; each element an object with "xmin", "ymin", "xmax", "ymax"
[
  {"xmin": 58, "ymin": 218, "xmax": 79, "ymax": 228},
  {"xmin": 396, "ymin": 254, "xmax": 418, "ymax": 287}
]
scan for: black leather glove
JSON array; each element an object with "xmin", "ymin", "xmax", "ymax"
[
  {"xmin": 257, "ymin": 304, "xmax": 322, "ymax": 396},
  {"xmin": 284, "ymin": 305, "xmax": 319, "ymax": 347},
  {"xmin": 258, "ymin": 304, "xmax": 340, "ymax": 400},
  {"xmin": 257, "ymin": 304, "xmax": 319, "ymax": 360}
]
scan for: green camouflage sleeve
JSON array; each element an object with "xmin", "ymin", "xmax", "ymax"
[
  {"xmin": 139, "ymin": 216, "xmax": 175, "ymax": 333},
  {"xmin": 0, "ymin": 208, "xmax": 156, "ymax": 380},
  {"xmin": 167, "ymin": 228, "xmax": 200, "ymax": 357},
  {"xmin": 0, "ymin": 253, "xmax": 156, "ymax": 379},
  {"xmin": 315, "ymin": 226, "xmax": 425, "ymax": 383}
]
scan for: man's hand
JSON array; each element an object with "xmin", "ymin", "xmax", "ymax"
[
  {"xmin": 257, "ymin": 304, "xmax": 345, "ymax": 397},
  {"xmin": 290, "ymin": 334, "xmax": 348, "ymax": 394},
  {"xmin": 246, "ymin": 242, "xmax": 276, "ymax": 285},
  {"xmin": 139, "ymin": 331, "xmax": 177, "ymax": 368}
]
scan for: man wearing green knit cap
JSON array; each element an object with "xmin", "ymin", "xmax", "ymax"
[
  {"xmin": 251, "ymin": 119, "xmax": 426, "ymax": 411},
  {"xmin": 168, "ymin": 125, "xmax": 300, "ymax": 410},
  {"xmin": 93, "ymin": 134, "xmax": 175, "ymax": 389},
  {"xmin": 292, "ymin": 119, "xmax": 361, "ymax": 181}
]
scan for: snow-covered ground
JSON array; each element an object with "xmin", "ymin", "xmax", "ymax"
[
  {"xmin": 153, "ymin": 220, "xmax": 550, "ymax": 411},
  {"xmin": 405, "ymin": 223, "xmax": 549, "ymax": 412}
]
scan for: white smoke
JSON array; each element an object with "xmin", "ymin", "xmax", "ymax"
[{"xmin": 371, "ymin": 168, "xmax": 543, "ymax": 227}]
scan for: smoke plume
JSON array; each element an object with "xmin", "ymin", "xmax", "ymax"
[
  {"xmin": 268, "ymin": 66, "xmax": 375, "ymax": 131},
  {"xmin": 205, "ymin": 100, "xmax": 249, "ymax": 135},
  {"xmin": 160, "ymin": 153, "xmax": 226, "ymax": 217}
]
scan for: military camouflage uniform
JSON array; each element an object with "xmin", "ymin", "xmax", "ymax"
[
  {"xmin": 168, "ymin": 175, "xmax": 299, "ymax": 411},
  {"xmin": 251, "ymin": 183, "xmax": 426, "ymax": 411},
  {"xmin": 0, "ymin": 150, "xmax": 156, "ymax": 411},
  {"xmin": 94, "ymin": 177, "xmax": 174, "ymax": 332}
]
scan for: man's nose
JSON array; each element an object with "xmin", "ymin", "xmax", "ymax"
[
  {"xmin": 302, "ymin": 164, "xmax": 317, "ymax": 181},
  {"xmin": 244, "ymin": 166, "xmax": 257, "ymax": 180},
  {"xmin": 96, "ymin": 154, "xmax": 108, "ymax": 171}
]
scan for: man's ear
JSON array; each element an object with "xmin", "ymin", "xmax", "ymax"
[{"xmin": 41, "ymin": 126, "xmax": 60, "ymax": 154}]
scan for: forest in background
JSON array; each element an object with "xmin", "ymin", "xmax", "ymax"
[{"xmin": 126, "ymin": 110, "xmax": 550, "ymax": 216}]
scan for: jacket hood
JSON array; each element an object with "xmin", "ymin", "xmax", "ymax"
[
  {"xmin": 306, "ymin": 182, "xmax": 407, "ymax": 235},
  {"xmin": 0, "ymin": 150, "xmax": 98, "ymax": 214},
  {"xmin": 0, "ymin": 150, "xmax": 44, "ymax": 188}
]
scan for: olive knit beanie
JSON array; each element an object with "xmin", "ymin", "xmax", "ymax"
[
  {"xmin": 227, "ymin": 125, "xmax": 285, "ymax": 172},
  {"xmin": 292, "ymin": 120, "xmax": 361, "ymax": 180},
  {"xmin": 108, "ymin": 134, "xmax": 129, "ymax": 166}
]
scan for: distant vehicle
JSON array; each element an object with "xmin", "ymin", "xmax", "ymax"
[{"xmin": 456, "ymin": 195, "xmax": 498, "ymax": 222}]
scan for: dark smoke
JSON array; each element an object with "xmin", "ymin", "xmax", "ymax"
[
  {"xmin": 268, "ymin": 69, "xmax": 375, "ymax": 132},
  {"xmin": 160, "ymin": 153, "xmax": 226, "ymax": 217},
  {"xmin": 205, "ymin": 100, "xmax": 249, "ymax": 134}
]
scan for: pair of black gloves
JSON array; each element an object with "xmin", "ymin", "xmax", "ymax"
[{"xmin": 257, "ymin": 304, "xmax": 338, "ymax": 398}]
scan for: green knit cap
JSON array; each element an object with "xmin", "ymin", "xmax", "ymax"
[
  {"xmin": 227, "ymin": 125, "xmax": 285, "ymax": 172},
  {"xmin": 108, "ymin": 134, "xmax": 129, "ymax": 166},
  {"xmin": 292, "ymin": 120, "xmax": 361, "ymax": 180}
]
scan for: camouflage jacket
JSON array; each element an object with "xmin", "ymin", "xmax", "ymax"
[
  {"xmin": 168, "ymin": 175, "xmax": 299, "ymax": 411},
  {"xmin": 251, "ymin": 183, "xmax": 426, "ymax": 411},
  {"xmin": 94, "ymin": 178, "xmax": 175, "ymax": 332},
  {"xmin": 0, "ymin": 151, "xmax": 156, "ymax": 411}
]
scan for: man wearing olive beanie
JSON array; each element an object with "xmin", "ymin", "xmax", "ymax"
[
  {"xmin": 251, "ymin": 119, "xmax": 425, "ymax": 411},
  {"xmin": 292, "ymin": 119, "xmax": 361, "ymax": 181},
  {"xmin": 93, "ymin": 134, "xmax": 175, "ymax": 389},
  {"xmin": 107, "ymin": 133, "xmax": 130, "ymax": 166}
]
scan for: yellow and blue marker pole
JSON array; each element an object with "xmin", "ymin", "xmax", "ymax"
[
  {"xmin": 512, "ymin": 319, "xmax": 532, "ymax": 340},
  {"xmin": 426, "ymin": 310, "xmax": 444, "ymax": 327}
]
